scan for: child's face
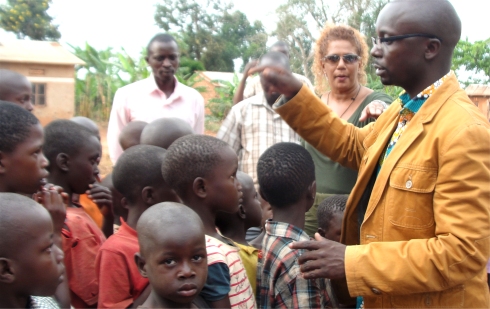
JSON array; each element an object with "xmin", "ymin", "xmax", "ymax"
[
  {"xmin": 258, "ymin": 191, "xmax": 273, "ymax": 228},
  {"xmin": 142, "ymin": 226, "xmax": 207, "ymax": 304},
  {"xmin": 207, "ymin": 146, "xmax": 241, "ymax": 213},
  {"xmin": 321, "ymin": 211, "xmax": 343, "ymax": 242},
  {"xmin": 4, "ymin": 79, "xmax": 33, "ymax": 112},
  {"xmin": 15, "ymin": 207, "xmax": 64, "ymax": 296},
  {"xmin": 68, "ymin": 136, "xmax": 101, "ymax": 194},
  {"xmin": 1, "ymin": 123, "xmax": 49, "ymax": 194},
  {"xmin": 242, "ymin": 182, "xmax": 262, "ymax": 228}
]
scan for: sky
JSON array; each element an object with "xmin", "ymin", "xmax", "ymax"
[{"xmin": 0, "ymin": 0, "xmax": 488, "ymax": 63}]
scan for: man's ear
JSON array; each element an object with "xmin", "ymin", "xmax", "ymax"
[
  {"xmin": 425, "ymin": 38, "xmax": 442, "ymax": 60},
  {"xmin": 55, "ymin": 153, "xmax": 70, "ymax": 172},
  {"xmin": 237, "ymin": 204, "xmax": 246, "ymax": 220},
  {"xmin": 317, "ymin": 227, "xmax": 326, "ymax": 238},
  {"xmin": 134, "ymin": 253, "xmax": 148, "ymax": 278},
  {"xmin": 192, "ymin": 177, "xmax": 207, "ymax": 199},
  {"xmin": 145, "ymin": 56, "xmax": 150, "ymax": 65},
  {"xmin": 0, "ymin": 258, "xmax": 15, "ymax": 284}
]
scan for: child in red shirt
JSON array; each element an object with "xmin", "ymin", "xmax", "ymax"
[
  {"xmin": 96, "ymin": 145, "xmax": 180, "ymax": 308},
  {"xmin": 44, "ymin": 120, "xmax": 113, "ymax": 308}
]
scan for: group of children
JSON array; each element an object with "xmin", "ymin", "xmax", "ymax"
[{"xmin": 0, "ymin": 68, "xmax": 350, "ymax": 309}]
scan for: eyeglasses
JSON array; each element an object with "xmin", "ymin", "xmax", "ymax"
[
  {"xmin": 371, "ymin": 33, "xmax": 443, "ymax": 46},
  {"xmin": 322, "ymin": 54, "xmax": 360, "ymax": 64}
]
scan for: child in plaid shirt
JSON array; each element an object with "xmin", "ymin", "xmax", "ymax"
[{"xmin": 256, "ymin": 143, "xmax": 330, "ymax": 309}]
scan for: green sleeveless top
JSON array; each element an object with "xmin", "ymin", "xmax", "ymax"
[{"xmin": 302, "ymin": 91, "xmax": 393, "ymax": 194}]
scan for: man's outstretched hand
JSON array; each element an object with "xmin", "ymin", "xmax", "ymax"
[
  {"xmin": 249, "ymin": 65, "xmax": 304, "ymax": 100},
  {"xmin": 289, "ymin": 233, "xmax": 347, "ymax": 280}
]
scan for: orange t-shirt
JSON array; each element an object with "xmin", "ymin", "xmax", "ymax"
[{"xmin": 78, "ymin": 194, "xmax": 104, "ymax": 229}]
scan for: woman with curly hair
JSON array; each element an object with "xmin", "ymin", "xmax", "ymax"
[{"xmin": 303, "ymin": 24, "xmax": 393, "ymax": 237}]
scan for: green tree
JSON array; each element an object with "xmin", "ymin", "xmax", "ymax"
[
  {"xmin": 0, "ymin": 0, "xmax": 60, "ymax": 40},
  {"xmin": 154, "ymin": 0, "xmax": 267, "ymax": 72},
  {"xmin": 452, "ymin": 38, "xmax": 490, "ymax": 86}
]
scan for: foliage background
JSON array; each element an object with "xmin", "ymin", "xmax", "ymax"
[{"xmin": 0, "ymin": 0, "xmax": 488, "ymax": 124}]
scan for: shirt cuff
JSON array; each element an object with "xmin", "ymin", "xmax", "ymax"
[
  {"xmin": 345, "ymin": 245, "xmax": 362, "ymax": 297},
  {"xmin": 272, "ymin": 84, "xmax": 309, "ymax": 109}
]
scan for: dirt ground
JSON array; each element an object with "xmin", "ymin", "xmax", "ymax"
[{"xmin": 97, "ymin": 121, "xmax": 219, "ymax": 179}]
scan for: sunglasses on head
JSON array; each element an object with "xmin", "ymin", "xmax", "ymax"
[{"xmin": 323, "ymin": 54, "xmax": 360, "ymax": 64}]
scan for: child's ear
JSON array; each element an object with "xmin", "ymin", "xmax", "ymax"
[
  {"xmin": 259, "ymin": 188, "xmax": 269, "ymax": 203},
  {"xmin": 192, "ymin": 177, "xmax": 207, "ymax": 198},
  {"xmin": 0, "ymin": 258, "xmax": 15, "ymax": 284},
  {"xmin": 121, "ymin": 197, "xmax": 129, "ymax": 210},
  {"xmin": 134, "ymin": 253, "xmax": 148, "ymax": 278},
  {"xmin": 238, "ymin": 204, "xmax": 246, "ymax": 219},
  {"xmin": 0, "ymin": 151, "xmax": 7, "ymax": 175},
  {"xmin": 307, "ymin": 180, "xmax": 317, "ymax": 200},
  {"xmin": 55, "ymin": 153, "xmax": 70, "ymax": 172},
  {"xmin": 141, "ymin": 186, "xmax": 155, "ymax": 205},
  {"xmin": 317, "ymin": 227, "xmax": 326, "ymax": 238}
]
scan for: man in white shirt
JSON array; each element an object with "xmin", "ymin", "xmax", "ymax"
[{"xmin": 107, "ymin": 33, "xmax": 204, "ymax": 164}]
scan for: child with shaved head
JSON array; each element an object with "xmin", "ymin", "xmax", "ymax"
[
  {"xmin": 0, "ymin": 69, "xmax": 33, "ymax": 112},
  {"xmin": 119, "ymin": 120, "xmax": 148, "ymax": 152},
  {"xmin": 162, "ymin": 134, "xmax": 255, "ymax": 309},
  {"xmin": 140, "ymin": 117, "xmax": 194, "ymax": 149},
  {"xmin": 0, "ymin": 193, "xmax": 65, "ymax": 308},
  {"xmin": 96, "ymin": 145, "xmax": 180, "ymax": 308},
  {"xmin": 135, "ymin": 202, "xmax": 208, "ymax": 308}
]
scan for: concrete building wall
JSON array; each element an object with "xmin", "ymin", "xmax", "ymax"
[{"xmin": 0, "ymin": 62, "xmax": 76, "ymax": 125}]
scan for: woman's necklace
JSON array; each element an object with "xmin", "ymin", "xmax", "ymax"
[{"xmin": 327, "ymin": 84, "xmax": 362, "ymax": 118}]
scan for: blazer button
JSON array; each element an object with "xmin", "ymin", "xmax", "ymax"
[
  {"xmin": 371, "ymin": 288, "xmax": 382, "ymax": 295},
  {"xmin": 405, "ymin": 179, "xmax": 413, "ymax": 189}
]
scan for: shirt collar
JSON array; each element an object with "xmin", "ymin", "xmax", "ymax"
[
  {"xmin": 265, "ymin": 220, "xmax": 309, "ymax": 242},
  {"xmin": 119, "ymin": 218, "xmax": 138, "ymax": 238},
  {"xmin": 251, "ymin": 95, "xmax": 282, "ymax": 119},
  {"xmin": 146, "ymin": 74, "xmax": 181, "ymax": 100},
  {"xmin": 398, "ymin": 71, "xmax": 453, "ymax": 113}
]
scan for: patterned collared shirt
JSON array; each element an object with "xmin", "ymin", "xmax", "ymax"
[
  {"xmin": 217, "ymin": 95, "xmax": 300, "ymax": 185},
  {"xmin": 379, "ymin": 71, "xmax": 453, "ymax": 167},
  {"xmin": 29, "ymin": 297, "xmax": 60, "ymax": 309},
  {"xmin": 257, "ymin": 221, "xmax": 330, "ymax": 309}
]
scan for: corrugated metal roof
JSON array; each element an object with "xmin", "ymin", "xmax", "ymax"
[
  {"xmin": 465, "ymin": 84, "xmax": 490, "ymax": 97},
  {"xmin": 0, "ymin": 40, "xmax": 85, "ymax": 65}
]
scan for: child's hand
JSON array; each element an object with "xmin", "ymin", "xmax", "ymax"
[
  {"xmin": 34, "ymin": 184, "xmax": 68, "ymax": 234},
  {"xmin": 87, "ymin": 184, "xmax": 114, "ymax": 218}
]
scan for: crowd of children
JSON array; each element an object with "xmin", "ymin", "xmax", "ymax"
[{"xmin": 0, "ymin": 89, "xmax": 352, "ymax": 308}]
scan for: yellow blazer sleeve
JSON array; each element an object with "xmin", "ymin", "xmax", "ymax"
[{"xmin": 274, "ymin": 85, "xmax": 374, "ymax": 171}]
